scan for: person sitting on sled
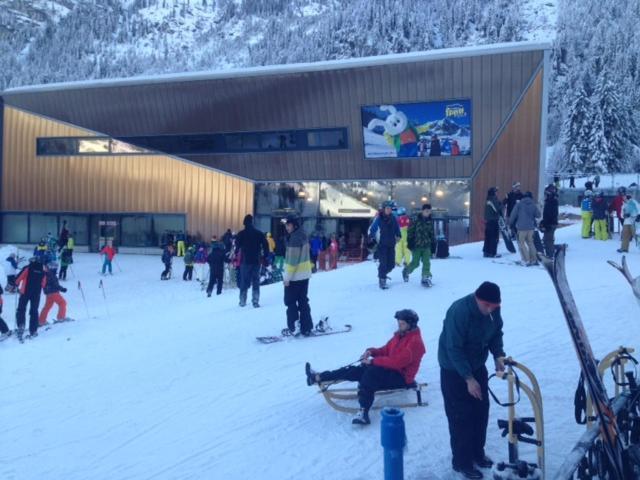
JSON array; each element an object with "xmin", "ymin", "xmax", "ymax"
[{"xmin": 305, "ymin": 309, "xmax": 425, "ymax": 425}]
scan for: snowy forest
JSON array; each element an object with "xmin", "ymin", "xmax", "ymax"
[{"xmin": 0, "ymin": 0, "xmax": 638, "ymax": 174}]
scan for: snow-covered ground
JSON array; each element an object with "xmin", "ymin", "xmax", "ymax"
[{"xmin": 1, "ymin": 220, "xmax": 639, "ymax": 480}]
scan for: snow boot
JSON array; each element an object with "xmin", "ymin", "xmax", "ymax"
[
  {"xmin": 421, "ymin": 275, "xmax": 432, "ymax": 287},
  {"xmin": 452, "ymin": 465, "xmax": 483, "ymax": 479},
  {"xmin": 379, "ymin": 278, "xmax": 388, "ymax": 290},
  {"xmin": 402, "ymin": 267, "xmax": 409, "ymax": 282},
  {"xmin": 352, "ymin": 408, "xmax": 371, "ymax": 425},
  {"xmin": 305, "ymin": 362, "xmax": 318, "ymax": 386},
  {"xmin": 474, "ymin": 454, "xmax": 493, "ymax": 469}
]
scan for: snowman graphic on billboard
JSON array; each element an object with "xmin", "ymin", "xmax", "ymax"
[{"xmin": 366, "ymin": 105, "xmax": 432, "ymax": 157}]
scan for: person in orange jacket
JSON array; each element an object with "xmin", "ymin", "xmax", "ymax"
[
  {"xmin": 100, "ymin": 242, "xmax": 116, "ymax": 275},
  {"xmin": 305, "ymin": 309, "xmax": 425, "ymax": 425},
  {"xmin": 15, "ymin": 257, "xmax": 46, "ymax": 338},
  {"xmin": 39, "ymin": 261, "xmax": 69, "ymax": 326}
]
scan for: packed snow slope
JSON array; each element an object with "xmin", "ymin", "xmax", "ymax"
[{"xmin": 1, "ymin": 221, "xmax": 639, "ymax": 480}]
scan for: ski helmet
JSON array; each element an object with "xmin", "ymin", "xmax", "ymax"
[
  {"xmin": 382, "ymin": 200, "xmax": 395, "ymax": 209},
  {"xmin": 394, "ymin": 309, "xmax": 419, "ymax": 328},
  {"xmin": 283, "ymin": 214, "xmax": 300, "ymax": 228}
]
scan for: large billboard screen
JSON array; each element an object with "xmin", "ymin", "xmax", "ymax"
[{"xmin": 361, "ymin": 100, "xmax": 472, "ymax": 159}]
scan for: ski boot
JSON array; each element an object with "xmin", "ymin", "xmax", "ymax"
[
  {"xmin": 379, "ymin": 278, "xmax": 388, "ymax": 290},
  {"xmin": 352, "ymin": 408, "xmax": 371, "ymax": 425},
  {"xmin": 15, "ymin": 327, "xmax": 24, "ymax": 343},
  {"xmin": 305, "ymin": 362, "xmax": 319, "ymax": 386},
  {"xmin": 421, "ymin": 275, "xmax": 432, "ymax": 287},
  {"xmin": 402, "ymin": 267, "xmax": 409, "ymax": 282}
]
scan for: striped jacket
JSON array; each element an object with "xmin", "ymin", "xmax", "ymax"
[{"xmin": 283, "ymin": 228, "xmax": 312, "ymax": 283}]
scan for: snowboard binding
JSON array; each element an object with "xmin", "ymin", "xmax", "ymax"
[{"xmin": 489, "ymin": 358, "xmax": 544, "ymax": 480}]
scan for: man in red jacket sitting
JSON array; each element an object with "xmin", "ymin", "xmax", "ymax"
[{"xmin": 305, "ymin": 309, "xmax": 426, "ymax": 425}]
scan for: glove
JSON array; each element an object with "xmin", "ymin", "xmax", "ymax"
[{"xmin": 60, "ymin": 287, "xmax": 67, "ymax": 293}]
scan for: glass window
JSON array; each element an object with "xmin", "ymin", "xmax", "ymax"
[
  {"xmin": 181, "ymin": 135, "xmax": 216, "ymax": 154},
  {"xmin": 78, "ymin": 138, "xmax": 110, "ymax": 154},
  {"xmin": 110, "ymin": 139, "xmax": 150, "ymax": 154},
  {"xmin": 152, "ymin": 215, "xmax": 186, "ymax": 247},
  {"xmin": 62, "ymin": 216, "xmax": 89, "ymax": 245},
  {"xmin": 37, "ymin": 138, "xmax": 77, "ymax": 155},
  {"xmin": 121, "ymin": 215, "xmax": 152, "ymax": 247},
  {"xmin": 29, "ymin": 214, "xmax": 59, "ymax": 244},
  {"xmin": 224, "ymin": 134, "xmax": 242, "ymax": 150},
  {"xmin": 307, "ymin": 129, "xmax": 346, "ymax": 148},
  {"xmin": 1, "ymin": 213, "xmax": 29, "ymax": 243},
  {"xmin": 241, "ymin": 133, "xmax": 259, "ymax": 150},
  {"xmin": 261, "ymin": 132, "xmax": 296, "ymax": 150}
]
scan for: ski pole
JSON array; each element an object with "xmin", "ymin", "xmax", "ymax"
[
  {"xmin": 69, "ymin": 264, "xmax": 76, "ymax": 279},
  {"xmin": 98, "ymin": 279, "xmax": 111, "ymax": 320},
  {"xmin": 78, "ymin": 280, "xmax": 91, "ymax": 320},
  {"xmin": 114, "ymin": 258, "xmax": 123, "ymax": 273}
]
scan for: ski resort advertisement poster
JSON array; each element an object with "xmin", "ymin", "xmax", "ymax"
[{"xmin": 361, "ymin": 100, "xmax": 472, "ymax": 159}]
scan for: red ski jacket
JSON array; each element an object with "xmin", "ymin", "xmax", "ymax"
[
  {"xmin": 100, "ymin": 246, "xmax": 116, "ymax": 261},
  {"xmin": 368, "ymin": 328, "xmax": 426, "ymax": 384}
]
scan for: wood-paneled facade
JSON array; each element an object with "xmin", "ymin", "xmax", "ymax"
[{"xmin": 1, "ymin": 41, "xmax": 550, "ymax": 242}]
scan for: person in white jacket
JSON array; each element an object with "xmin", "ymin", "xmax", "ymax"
[
  {"xmin": 3, "ymin": 253, "xmax": 19, "ymax": 293},
  {"xmin": 618, "ymin": 193, "xmax": 640, "ymax": 253}
]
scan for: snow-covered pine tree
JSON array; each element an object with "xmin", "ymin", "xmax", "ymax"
[{"xmin": 560, "ymin": 84, "xmax": 593, "ymax": 173}]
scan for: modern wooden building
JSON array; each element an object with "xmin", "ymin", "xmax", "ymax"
[{"xmin": 0, "ymin": 41, "xmax": 550, "ymax": 251}]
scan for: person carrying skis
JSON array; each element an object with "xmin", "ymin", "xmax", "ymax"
[
  {"xmin": 439, "ymin": 282, "xmax": 506, "ymax": 479},
  {"xmin": 161, "ymin": 243, "xmax": 176, "ymax": 280},
  {"xmin": 183, "ymin": 245, "xmax": 195, "ymax": 281},
  {"xmin": 483, "ymin": 187, "xmax": 502, "ymax": 258},
  {"xmin": 59, "ymin": 246, "xmax": 73, "ymax": 281},
  {"xmin": 369, "ymin": 201, "xmax": 401, "ymax": 290},
  {"xmin": 235, "ymin": 214, "xmax": 269, "ymax": 308},
  {"xmin": 100, "ymin": 242, "xmax": 116, "ymax": 275},
  {"xmin": 15, "ymin": 257, "xmax": 46, "ymax": 338},
  {"xmin": 39, "ymin": 261, "xmax": 69, "ymax": 326},
  {"xmin": 206, "ymin": 238, "xmax": 226, "ymax": 297},
  {"xmin": 403, "ymin": 203, "xmax": 435, "ymax": 286},
  {"xmin": 508, "ymin": 191, "xmax": 541, "ymax": 266},
  {"xmin": 4, "ymin": 252, "xmax": 19, "ymax": 293},
  {"xmin": 0, "ymin": 285, "xmax": 13, "ymax": 341},
  {"xmin": 591, "ymin": 191, "xmax": 609, "ymax": 241},
  {"xmin": 538, "ymin": 184, "xmax": 559, "ymax": 258},
  {"xmin": 282, "ymin": 215, "xmax": 313, "ymax": 336},
  {"xmin": 305, "ymin": 309, "xmax": 425, "ymax": 425},
  {"xmin": 618, "ymin": 192, "xmax": 640, "ymax": 253},
  {"xmin": 580, "ymin": 190, "xmax": 594, "ymax": 239}
]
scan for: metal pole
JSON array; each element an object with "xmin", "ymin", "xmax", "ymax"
[{"xmin": 381, "ymin": 408, "xmax": 405, "ymax": 480}]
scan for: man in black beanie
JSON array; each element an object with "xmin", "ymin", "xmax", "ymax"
[
  {"xmin": 438, "ymin": 281, "xmax": 506, "ymax": 479},
  {"xmin": 235, "ymin": 214, "xmax": 269, "ymax": 307}
]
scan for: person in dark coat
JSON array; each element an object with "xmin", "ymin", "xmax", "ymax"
[
  {"xmin": 206, "ymin": 238, "xmax": 226, "ymax": 297},
  {"xmin": 438, "ymin": 282, "xmax": 506, "ymax": 479},
  {"xmin": 429, "ymin": 135, "xmax": 442, "ymax": 156},
  {"xmin": 539, "ymin": 184, "xmax": 559, "ymax": 257},
  {"xmin": 0, "ymin": 285, "xmax": 13, "ymax": 340},
  {"xmin": 235, "ymin": 214, "xmax": 269, "ymax": 307},
  {"xmin": 222, "ymin": 229, "xmax": 233, "ymax": 254},
  {"xmin": 483, "ymin": 187, "xmax": 502, "ymax": 258},
  {"xmin": 58, "ymin": 220, "xmax": 69, "ymax": 252},
  {"xmin": 368, "ymin": 201, "xmax": 401, "ymax": 289},
  {"xmin": 161, "ymin": 244, "xmax": 175, "ymax": 280},
  {"xmin": 15, "ymin": 258, "xmax": 46, "ymax": 337},
  {"xmin": 591, "ymin": 191, "xmax": 609, "ymax": 240}
]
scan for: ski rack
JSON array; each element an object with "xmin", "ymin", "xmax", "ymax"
[
  {"xmin": 318, "ymin": 381, "xmax": 428, "ymax": 414},
  {"xmin": 490, "ymin": 357, "xmax": 545, "ymax": 480}
]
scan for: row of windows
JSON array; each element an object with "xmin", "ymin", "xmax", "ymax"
[
  {"xmin": 36, "ymin": 128, "xmax": 349, "ymax": 157},
  {"xmin": 1, "ymin": 212, "xmax": 185, "ymax": 249}
]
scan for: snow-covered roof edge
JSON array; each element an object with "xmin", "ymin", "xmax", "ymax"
[{"xmin": 3, "ymin": 41, "xmax": 552, "ymax": 95}]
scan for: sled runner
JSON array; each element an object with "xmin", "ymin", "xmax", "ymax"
[
  {"xmin": 607, "ymin": 255, "xmax": 640, "ymax": 301},
  {"xmin": 318, "ymin": 380, "xmax": 428, "ymax": 414}
]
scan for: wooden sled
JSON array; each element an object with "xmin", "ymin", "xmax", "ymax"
[
  {"xmin": 607, "ymin": 255, "xmax": 640, "ymax": 301},
  {"xmin": 319, "ymin": 381, "xmax": 428, "ymax": 414}
]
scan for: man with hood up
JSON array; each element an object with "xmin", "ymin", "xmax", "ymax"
[
  {"xmin": 509, "ymin": 191, "xmax": 541, "ymax": 266},
  {"xmin": 235, "ymin": 214, "xmax": 269, "ymax": 308}
]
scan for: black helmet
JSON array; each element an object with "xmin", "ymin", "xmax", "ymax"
[
  {"xmin": 618, "ymin": 186, "xmax": 627, "ymax": 195},
  {"xmin": 282, "ymin": 214, "xmax": 300, "ymax": 228},
  {"xmin": 394, "ymin": 309, "xmax": 419, "ymax": 328}
]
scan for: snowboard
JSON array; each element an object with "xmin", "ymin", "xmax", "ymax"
[
  {"xmin": 533, "ymin": 229, "xmax": 545, "ymax": 255},
  {"xmin": 257, "ymin": 321, "xmax": 352, "ymax": 344},
  {"xmin": 542, "ymin": 245, "xmax": 628, "ymax": 479},
  {"xmin": 498, "ymin": 216, "xmax": 516, "ymax": 253}
]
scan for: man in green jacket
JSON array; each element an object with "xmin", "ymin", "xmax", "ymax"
[
  {"xmin": 402, "ymin": 203, "xmax": 435, "ymax": 286},
  {"xmin": 438, "ymin": 281, "xmax": 506, "ymax": 480}
]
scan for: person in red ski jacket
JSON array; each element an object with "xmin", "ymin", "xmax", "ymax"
[
  {"xmin": 100, "ymin": 243, "xmax": 116, "ymax": 275},
  {"xmin": 305, "ymin": 309, "xmax": 426, "ymax": 425}
]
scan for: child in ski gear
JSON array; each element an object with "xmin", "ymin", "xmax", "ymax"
[
  {"xmin": 39, "ymin": 262, "xmax": 69, "ymax": 326},
  {"xmin": 235, "ymin": 214, "xmax": 269, "ymax": 308},
  {"xmin": 581, "ymin": 190, "xmax": 594, "ymax": 239},
  {"xmin": 15, "ymin": 257, "xmax": 46, "ymax": 337},
  {"xmin": 539, "ymin": 184, "xmax": 559, "ymax": 257},
  {"xmin": 395, "ymin": 207, "xmax": 412, "ymax": 267},
  {"xmin": 403, "ymin": 204, "xmax": 435, "ymax": 285},
  {"xmin": 618, "ymin": 194, "xmax": 640, "ymax": 253},
  {"xmin": 34, "ymin": 238, "xmax": 49, "ymax": 263},
  {"xmin": 183, "ymin": 246, "xmax": 195, "ymax": 281},
  {"xmin": 0, "ymin": 285, "xmax": 12, "ymax": 340},
  {"xmin": 483, "ymin": 187, "xmax": 502, "ymax": 258},
  {"xmin": 369, "ymin": 201, "xmax": 401, "ymax": 289},
  {"xmin": 306, "ymin": 309, "xmax": 425, "ymax": 425},
  {"xmin": 59, "ymin": 246, "xmax": 73, "ymax": 280},
  {"xmin": 206, "ymin": 238, "xmax": 226, "ymax": 296},
  {"xmin": 100, "ymin": 243, "xmax": 116, "ymax": 275},
  {"xmin": 328, "ymin": 234, "xmax": 339, "ymax": 270},
  {"xmin": 161, "ymin": 244, "xmax": 176, "ymax": 280},
  {"xmin": 509, "ymin": 191, "xmax": 541, "ymax": 266},
  {"xmin": 283, "ymin": 215, "xmax": 313, "ymax": 335},
  {"xmin": 438, "ymin": 282, "xmax": 506, "ymax": 479},
  {"xmin": 176, "ymin": 231, "xmax": 186, "ymax": 257},
  {"xmin": 4, "ymin": 253, "xmax": 19, "ymax": 292},
  {"xmin": 591, "ymin": 191, "xmax": 609, "ymax": 241}
]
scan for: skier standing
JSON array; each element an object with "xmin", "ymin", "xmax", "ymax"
[
  {"xmin": 59, "ymin": 246, "xmax": 73, "ymax": 281},
  {"xmin": 618, "ymin": 193, "xmax": 640, "ymax": 253},
  {"xmin": 403, "ymin": 204, "xmax": 435, "ymax": 286},
  {"xmin": 235, "ymin": 214, "xmax": 269, "ymax": 308},
  {"xmin": 508, "ymin": 191, "xmax": 541, "ymax": 266},
  {"xmin": 161, "ymin": 244, "xmax": 175, "ymax": 280},
  {"xmin": 183, "ymin": 245, "xmax": 195, "ymax": 281},
  {"xmin": 581, "ymin": 190, "xmax": 594, "ymax": 239},
  {"xmin": 15, "ymin": 257, "xmax": 46, "ymax": 338},
  {"xmin": 483, "ymin": 187, "xmax": 502, "ymax": 258},
  {"xmin": 369, "ymin": 201, "xmax": 401, "ymax": 289},
  {"xmin": 4, "ymin": 252, "xmax": 18, "ymax": 293},
  {"xmin": 38, "ymin": 261, "xmax": 69, "ymax": 326},
  {"xmin": 591, "ymin": 192, "xmax": 609, "ymax": 241},
  {"xmin": 539, "ymin": 184, "xmax": 559, "ymax": 257},
  {"xmin": 100, "ymin": 242, "xmax": 116, "ymax": 275},
  {"xmin": 439, "ymin": 282, "xmax": 506, "ymax": 479},
  {"xmin": 282, "ymin": 215, "xmax": 313, "ymax": 336},
  {"xmin": 206, "ymin": 238, "xmax": 226, "ymax": 297},
  {"xmin": 305, "ymin": 309, "xmax": 425, "ymax": 425}
]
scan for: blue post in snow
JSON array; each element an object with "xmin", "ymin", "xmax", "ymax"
[{"xmin": 380, "ymin": 407, "xmax": 406, "ymax": 480}]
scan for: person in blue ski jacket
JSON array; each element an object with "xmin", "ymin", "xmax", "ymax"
[
  {"xmin": 581, "ymin": 190, "xmax": 593, "ymax": 239},
  {"xmin": 369, "ymin": 201, "xmax": 401, "ymax": 290}
]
